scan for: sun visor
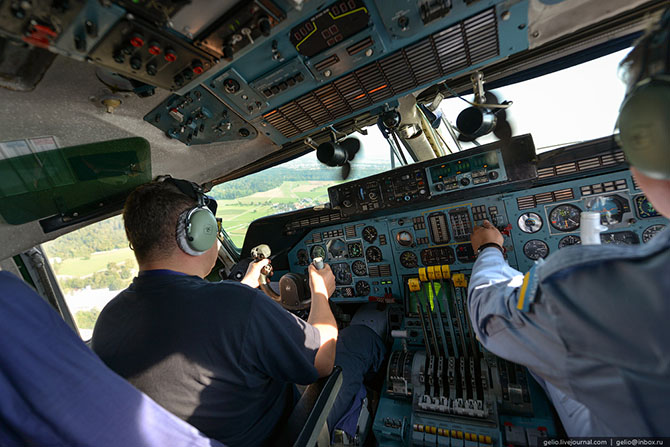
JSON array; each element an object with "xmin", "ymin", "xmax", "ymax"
[{"xmin": 0, "ymin": 137, "xmax": 151, "ymax": 225}]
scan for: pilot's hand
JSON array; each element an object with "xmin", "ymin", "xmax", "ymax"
[
  {"xmin": 241, "ymin": 258, "xmax": 270, "ymax": 288},
  {"xmin": 308, "ymin": 264, "xmax": 336, "ymax": 299},
  {"xmin": 471, "ymin": 220, "xmax": 504, "ymax": 252}
]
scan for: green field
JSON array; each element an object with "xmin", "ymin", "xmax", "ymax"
[
  {"xmin": 217, "ymin": 180, "xmax": 331, "ymax": 246},
  {"xmin": 54, "ymin": 247, "xmax": 137, "ymax": 277},
  {"xmin": 49, "ymin": 180, "xmax": 332, "ymax": 279}
]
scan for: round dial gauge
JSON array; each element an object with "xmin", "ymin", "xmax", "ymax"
[
  {"xmin": 523, "ymin": 239, "xmax": 549, "ymax": 260},
  {"xmin": 399, "ymin": 251, "xmax": 418, "ymax": 268},
  {"xmin": 347, "ymin": 242, "xmax": 363, "ymax": 258},
  {"xmin": 396, "ymin": 230, "xmax": 413, "ymax": 246},
  {"xmin": 331, "ymin": 262, "xmax": 352, "ymax": 285},
  {"xmin": 585, "ymin": 195, "xmax": 629, "ymax": 225},
  {"xmin": 635, "ymin": 195, "xmax": 659, "ymax": 219},
  {"xmin": 296, "ymin": 249, "xmax": 309, "ymax": 266},
  {"xmin": 642, "ymin": 224, "xmax": 666, "ymax": 243},
  {"xmin": 365, "ymin": 246, "xmax": 383, "ymax": 263},
  {"xmin": 310, "ymin": 245, "xmax": 326, "ymax": 260},
  {"xmin": 600, "ymin": 231, "xmax": 639, "ymax": 245},
  {"xmin": 558, "ymin": 235, "xmax": 581, "ymax": 249},
  {"xmin": 549, "ymin": 204, "xmax": 582, "ymax": 232},
  {"xmin": 517, "ymin": 212, "xmax": 543, "ymax": 233},
  {"xmin": 327, "ymin": 238, "xmax": 347, "ymax": 259},
  {"xmin": 351, "ymin": 260, "xmax": 367, "ymax": 276},
  {"xmin": 355, "ymin": 280, "xmax": 371, "ymax": 297},
  {"xmin": 362, "ymin": 226, "xmax": 378, "ymax": 243}
]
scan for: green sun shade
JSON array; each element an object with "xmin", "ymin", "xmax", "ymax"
[{"xmin": 0, "ymin": 137, "xmax": 151, "ymax": 225}]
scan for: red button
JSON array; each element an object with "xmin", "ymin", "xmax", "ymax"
[
  {"xmin": 130, "ymin": 33, "xmax": 144, "ymax": 47},
  {"xmin": 164, "ymin": 48, "xmax": 177, "ymax": 62},
  {"xmin": 192, "ymin": 66, "xmax": 204, "ymax": 75},
  {"xmin": 148, "ymin": 41, "xmax": 161, "ymax": 55}
]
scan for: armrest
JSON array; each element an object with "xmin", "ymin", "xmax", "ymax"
[{"xmin": 277, "ymin": 366, "xmax": 343, "ymax": 447}]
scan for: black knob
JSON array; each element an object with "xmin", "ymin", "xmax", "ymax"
[
  {"xmin": 435, "ymin": 183, "xmax": 444, "ymax": 191},
  {"xmin": 222, "ymin": 45, "xmax": 234, "ymax": 61},
  {"xmin": 130, "ymin": 57, "xmax": 142, "ymax": 70},
  {"xmin": 460, "ymin": 177, "xmax": 470, "ymax": 186},
  {"xmin": 488, "ymin": 171, "xmax": 499, "ymax": 180},
  {"xmin": 85, "ymin": 20, "xmax": 98, "ymax": 38},
  {"xmin": 146, "ymin": 63, "xmax": 157, "ymax": 76},
  {"xmin": 74, "ymin": 34, "xmax": 86, "ymax": 52},
  {"xmin": 258, "ymin": 16, "xmax": 272, "ymax": 37},
  {"xmin": 239, "ymin": 128, "xmax": 250, "ymax": 137}
]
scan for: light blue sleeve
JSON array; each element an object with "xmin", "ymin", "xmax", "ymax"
[{"xmin": 466, "ymin": 248, "xmax": 595, "ymax": 436}]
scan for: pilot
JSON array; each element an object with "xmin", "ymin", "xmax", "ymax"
[
  {"xmin": 467, "ymin": 12, "xmax": 670, "ymax": 436},
  {"xmin": 0, "ymin": 270, "xmax": 223, "ymax": 447},
  {"xmin": 90, "ymin": 178, "xmax": 385, "ymax": 446}
]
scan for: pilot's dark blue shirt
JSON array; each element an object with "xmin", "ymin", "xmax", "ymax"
[{"xmin": 92, "ymin": 273, "xmax": 321, "ymax": 447}]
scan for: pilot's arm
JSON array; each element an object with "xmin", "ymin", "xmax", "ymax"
[{"xmin": 468, "ymin": 221, "xmax": 596, "ymax": 435}]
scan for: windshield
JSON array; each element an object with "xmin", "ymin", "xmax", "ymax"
[
  {"xmin": 212, "ymin": 49, "xmax": 630, "ymax": 248},
  {"xmin": 210, "ymin": 125, "xmax": 392, "ymax": 247},
  {"xmin": 437, "ymin": 49, "xmax": 629, "ymax": 152}
]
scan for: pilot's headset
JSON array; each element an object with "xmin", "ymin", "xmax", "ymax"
[
  {"xmin": 616, "ymin": 8, "xmax": 670, "ymax": 180},
  {"xmin": 162, "ymin": 177, "xmax": 219, "ymax": 256}
]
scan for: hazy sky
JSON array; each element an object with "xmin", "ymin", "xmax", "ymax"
[{"xmin": 285, "ymin": 48, "xmax": 630, "ymax": 167}]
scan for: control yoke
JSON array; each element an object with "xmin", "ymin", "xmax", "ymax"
[{"xmin": 251, "ymin": 244, "xmax": 312, "ymax": 311}]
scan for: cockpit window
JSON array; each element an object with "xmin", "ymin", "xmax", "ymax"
[
  {"xmin": 211, "ymin": 49, "xmax": 630, "ymax": 249},
  {"xmin": 436, "ymin": 48, "xmax": 630, "ymax": 153},
  {"xmin": 42, "ymin": 215, "xmax": 137, "ymax": 340},
  {"xmin": 210, "ymin": 125, "xmax": 392, "ymax": 248}
]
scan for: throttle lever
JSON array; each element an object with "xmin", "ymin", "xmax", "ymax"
[{"xmin": 312, "ymin": 256, "xmax": 324, "ymax": 270}]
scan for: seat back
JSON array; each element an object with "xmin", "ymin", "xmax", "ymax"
[{"xmin": 277, "ymin": 366, "xmax": 343, "ymax": 447}]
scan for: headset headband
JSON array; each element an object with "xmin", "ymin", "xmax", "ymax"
[{"xmin": 162, "ymin": 177, "xmax": 218, "ymax": 214}]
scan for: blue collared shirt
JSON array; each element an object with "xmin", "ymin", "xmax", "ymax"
[{"xmin": 467, "ymin": 227, "xmax": 670, "ymax": 436}]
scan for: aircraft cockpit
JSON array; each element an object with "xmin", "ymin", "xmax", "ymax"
[{"xmin": 1, "ymin": 0, "xmax": 669, "ymax": 445}]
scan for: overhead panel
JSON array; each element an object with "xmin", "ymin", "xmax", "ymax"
[{"xmin": 261, "ymin": 7, "xmax": 499, "ymax": 141}]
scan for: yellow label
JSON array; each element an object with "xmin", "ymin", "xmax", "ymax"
[
  {"xmin": 441, "ymin": 264, "xmax": 451, "ymax": 278},
  {"xmin": 453, "ymin": 273, "xmax": 467, "ymax": 288},
  {"xmin": 408, "ymin": 277, "xmax": 421, "ymax": 292}
]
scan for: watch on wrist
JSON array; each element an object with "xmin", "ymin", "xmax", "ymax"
[{"xmin": 477, "ymin": 242, "xmax": 504, "ymax": 255}]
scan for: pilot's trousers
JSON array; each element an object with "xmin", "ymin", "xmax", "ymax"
[{"xmin": 325, "ymin": 324, "xmax": 386, "ymax": 435}]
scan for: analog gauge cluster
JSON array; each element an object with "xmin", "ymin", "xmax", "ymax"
[
  {"xmin": 600, "ymin": 231, "xmax": 639, "ymax": 245},
  {"xmin": 549, "ymin": 204, "xmax": 581, "ymax": 232},
  {"xmin": 362, "ymin": 225, "xmax": 378, "ymax": 243},
  {"xmin": 643, "ymin": 224, "xmax": 666, "ymax": 243},
  {"xmin": 331, "ymin": 262, "xmax": 352, "ymax": 285},
  {"xmin": 355, "ymin": 280, "xmax": 371, "ymax": 297},
  {"xmin": 351, "ymin": 260, "xmax": 367, "ymax": 276},
  {"xmin": 585, "ymin": 194, "xmax": 631, "ymax": 225},
  {"xmin": 517, "ymin": 212, "xmax": 543, "ymax": 233},
  {"xmin": 310, "ymin": 245, "xmax": 326, "ymax": 260},
  {"xmin": 558, "ymin": 235, "xmax": 581, "ymax": 249},
  {"xmin": 635, "ymin": 195, "xmax": 660, "ymax": 219},
  {"xmin": 327, "ymin": 238, "xmax": 348, "ymax": 259},
  {"xmin": 366, "ymin": 245, "xmax": 383, "ymax": 263},
  {"xmin": 347, "ymin": 242, "xmax": 363, "ymax": 258},
  {"xmin": 399, "ymin": 251, "xmax": 418, "ymax": 269},
  {"xmin": 523, "ymin": 239, "xmax": 549, "ymax": 260},
  {"xmin": 395, "ymin": 230, "xmax": 413, "ymax": 247}
]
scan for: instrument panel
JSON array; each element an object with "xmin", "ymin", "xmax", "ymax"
[
  {"xmin": 288, "ymin": 170, "xmax": 669, "ymax": 302},
  {"xmin": 281, "ymin": 139, "xmax": 668, "ymax": 445}
]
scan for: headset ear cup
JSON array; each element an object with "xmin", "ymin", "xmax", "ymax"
[
  {"xmin": 176, "ymin": 208, "xmax": 218, "ymax": 256},
  {"xmin": 176, "ymin": 209, "xmax": 201, "ymax": 256},
  {"xmin": 618, "ymin": 82, "xmax": 670, "ymax": 179}
]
